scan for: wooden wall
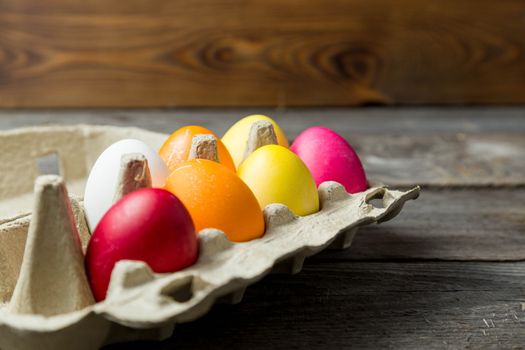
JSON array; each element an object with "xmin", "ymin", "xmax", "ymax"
[{"xmin": 0, "ymin": 0, "xmax": 524, "ymax": 108}]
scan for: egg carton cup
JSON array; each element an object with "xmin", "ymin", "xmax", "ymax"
[{"xmin": 0, "ymin": 125, "xmax": 420, "ymax": 349}]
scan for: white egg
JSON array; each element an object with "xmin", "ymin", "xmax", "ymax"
[{"xmin": 84, "ymin": 139, "xmax": 169, "ymax": 231}]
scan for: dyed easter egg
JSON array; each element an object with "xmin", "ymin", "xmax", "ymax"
[
  {"xmin": 238, "ymin": 145, "xmax": 319, "ymax": 216},
  {"xmin": 85, "ymin": 188, "xmax": 198, "ymax": 301},
  {"xmin": 159, "ymin": 125, "xmax": 235, "ymax": 172},
  {"xmin": 164, "ymin": 159, "xmax": 264, "ymax": 242},
  {"xmin": 291, "ymin": 126, "xmax": 367, "ymax": 193},
  {"xmin": 222, "ymin": 115, "xmax": 289, "ymax": 168},
  {"xmin": 84, "ymin": 139, "xmax": 169, "ymax": 231}
]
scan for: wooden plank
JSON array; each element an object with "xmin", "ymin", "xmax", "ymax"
[
  {"xmin": 2, "ymin": 108, "xmax": 525, "ymax": 136},
  {"xmin": 1, "ymin": 109, "xmax": 524, "ymax": 186},
  {"xmin": 322, "ymin": 188, "xmax": 525, "ymax": 261},
  {"xmin": 1, "ymin": 1, "xmax": 525, "ymax": 107},
  {"xmin": 0, "ymin": 112, "xmax": 522, "ymax": 348},
  {"xmin": 105, "ymin": 262, "xmax": 525, "ymax": 349},
  {"xmin": 354, "ymin": 134, "xmax": 525, "ymax": 187}
]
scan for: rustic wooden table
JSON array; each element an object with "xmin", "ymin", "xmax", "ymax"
[{"xmin": 1, "ymin": 108, "xmax": 524, "ymax": 349}]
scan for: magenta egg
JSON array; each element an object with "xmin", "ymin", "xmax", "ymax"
[
  {"xmin": 85, "ymin": 188, "xmax": 198, "ymax": 301},
  {"xmin": 291, "ymin": 126, "xmax": 367, "ymax": 193}
]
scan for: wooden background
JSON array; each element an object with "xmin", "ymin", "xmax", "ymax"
[
  {"xmin": 3, "ymin": 108, "xmax": 525, "ymax": 348},
  {"xmin": 0, "ymin": 0, "xmax": 524, "ymax": 108}
]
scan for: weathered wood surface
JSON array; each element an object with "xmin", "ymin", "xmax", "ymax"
[
  {"xmin": 335, "ymin": 188, "xmax": 525, "ymax": 261},
  {"xmin": 356, "ymin": 134, "xmax": 525, "ymax": 187},
  {"xmin": 2, "ymin": 109, "xmax": 524, "ymax": 349},
  {"xmin": 2, "ymin": 108, "xmax": 525, "ymax": 136},
  {"xmin": 107, "ymin": 262, "xmax": 525, "ymax": 349},
  {"xmin": 1, "ymin": 109, "xmax": 523, "ymax": 187},
  {"xmin": 1, "ymin": 1, "xmax": 525, "ymax": 107}
]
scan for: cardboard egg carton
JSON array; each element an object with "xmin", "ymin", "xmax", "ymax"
[{"xmin": 0, "ymin": 125, "xmax": 420, "ymax": 349}]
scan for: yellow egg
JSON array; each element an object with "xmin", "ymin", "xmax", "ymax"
[
  {"xmin": 238, "ymin": 144, "xmax": 319, "ymax": 216},
  {"xmin": 222, "ymin": 115, "xmax": 289, "ymax": 168}
]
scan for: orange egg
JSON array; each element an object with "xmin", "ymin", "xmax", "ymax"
[
  {"xmin": 159, "ymin": 126, "xmax": 235, "ymax": 172},
  {"xmin": 164, "ymin": 159, "xmax": 265, "ymax": 242}
]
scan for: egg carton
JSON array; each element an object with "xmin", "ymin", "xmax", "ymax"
[{"xmin": 0, "ymin": 125, "xmax": 420, "ymax": 349}]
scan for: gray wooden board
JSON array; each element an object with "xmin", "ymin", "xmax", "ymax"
[
  {"xmin": 355, "ymin": 134, "xmax": 525, "ymax": 187},
  {"xmin": 1, "ymin": 108, "xmax": 524, "ymax": 348},
  {"xmin": 1, "ymin": 108, "xmax": 525, "ymax": 136},
  {"xmin": 105, "ymin": 261, "xmax": 525, "ymax": 350},
  {"xmin": 1, "ymin": 108, "xmax": 524, "ymax": 187},
  {"xmin": 327, "ymin": 188, "xmax": 525, "ymax": 261}
]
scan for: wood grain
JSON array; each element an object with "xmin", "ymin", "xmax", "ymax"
[
  {"xmin": 0, "ymin": 1, "xmax": 524, "ymax": 107},
  {"xmin": 106, "ymin": 262, "xmax": 525, "ymax": 349},
  {"xmin": 328, "ymin": 188, "xmax": 525, "ymax": 261},
  {"xmin": 353, "ymin": 134, "xmax": 525, "ymax": 187},
  {"xmin": 2, "ymin": 107, "xmax": 525, "ymax": 137},
  {"xmin": 1, "ymin": 109, "xmax": 524, "ymax": 186},
  {"xmin": 3, "ymin": 109, "xmax": 525, "ymax": 348}
]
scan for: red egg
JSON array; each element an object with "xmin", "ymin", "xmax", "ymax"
[{"xmin": 85, "ymin": 188, "xmax": 198, "ymax": 301}]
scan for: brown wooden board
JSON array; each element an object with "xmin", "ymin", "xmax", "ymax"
[
  {"xmin": 1, "ymin": 1, "xmax": 525, "ymax": 107},
  {"xmin": 106, "ymin": 262, "xmax": 525, "ymax": 349}
]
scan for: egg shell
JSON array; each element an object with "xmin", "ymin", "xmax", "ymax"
[
  {"xmin": 291, "ymin": 126, "xmax": 367, "ymax": 193},
  {"xmin": 238, "ymin": 144, "xmax": 319, "ymax": 216},
  {"xmin": 164, "ymin": 159, "xmax": 265, "ymax": 242},
  {"xmin": 84, "ymin": 139, "xmax": 169, "ymax": 231},
  {"xmin": 159, "ymin": 126, "xmax": 235, "ymax": 172},
  {"xmin": 85, "ymin": 188, "xmax": 198, "ymax": 301},
  {"xmin": 222, "ymin": 115, "xmax": 289, "ymax": 168}
]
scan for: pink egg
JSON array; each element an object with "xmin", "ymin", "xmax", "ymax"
[
  {"xmin": 291, "ymin": 126, "xmax": 367, "ymax": 193},
  {"xmin": 85, "ymin": 188, "xmax": 198, "ymax": 301}
]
